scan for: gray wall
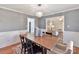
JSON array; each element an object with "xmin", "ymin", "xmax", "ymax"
[
  {"xmin": 39, "ymin": 9, "xmax": 79, "ymax": 32},
  {"xmin": 0, "ymin": 8, "xmax": 27, "ymax": 32},
  {"xmin": 38, "ymin": 18, "xmax": 46, "ymax": 29}
]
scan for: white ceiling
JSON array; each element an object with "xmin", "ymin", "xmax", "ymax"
[{"xmin": 0, "ymin": 4, "xmax": 79, "ymax": 16}]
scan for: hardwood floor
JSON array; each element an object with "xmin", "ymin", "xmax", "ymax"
[
  {"xmin": 0, "ymin": 43, "xmax": 20, "ymax": 54},
  {"xmin": 0, "ymin": 43, "xmax": 79, "ymax": 54},
  {"xmin": 75, "ymin": 47, "xmax": 79, "ymax": 54}
]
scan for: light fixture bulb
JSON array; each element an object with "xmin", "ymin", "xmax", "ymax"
[{"xmin": 36, "ymin": 11, "xmax": 43, "ymax": 17}]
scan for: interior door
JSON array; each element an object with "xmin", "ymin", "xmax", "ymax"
[
  {"xmin": 29, "ymin": 22, "xmax": 31, "ymax": 33},
  {"xmin": 27, "ymin": 17, "xmax": 35, "ymax": 33}
]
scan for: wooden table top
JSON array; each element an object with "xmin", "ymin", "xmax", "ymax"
[{"xmin": 25, "ymin": 33, "xmax": 59, "ymax": 50}]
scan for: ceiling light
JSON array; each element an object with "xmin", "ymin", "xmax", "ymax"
[
  {"xmin": 36, "ymin": 11, "xmax": 43, "ymax": 17},
  {"xmin": 35, "ymin": 4, "xmax": 43, "ymax": 17}
]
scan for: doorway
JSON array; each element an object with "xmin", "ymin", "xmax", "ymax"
[{"xmin": 27, "ymin": 17, "xmax": 35, "ymax": 33}]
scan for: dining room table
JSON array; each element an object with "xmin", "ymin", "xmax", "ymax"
[{"xmin": 23, "ymin": 32, "xmax": 59, "ymax": 54}]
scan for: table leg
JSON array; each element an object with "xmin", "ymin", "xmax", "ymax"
[{"xmin": 42, "ymin": 47, "xmax": 47, "ymax": 54}]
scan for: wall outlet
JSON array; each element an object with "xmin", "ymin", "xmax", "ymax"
[{"xmin": 67, "ymin": 25, "xmax": 70, "ymax": 28}]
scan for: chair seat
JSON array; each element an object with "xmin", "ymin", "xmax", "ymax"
[
  {"xmin": 55, "ymin": 43, "xmax": 66, "ymax": 50},
  {"xmin": 50, "ymin": 43, "xmax": 67, "ymax": 54},
  {"xmin": 51, "ymin": 47, "xmax": 66, "ymax": 54},
  {"xmin": 20, "ymin": 34, "xmax": 33, "ymax": 54}
]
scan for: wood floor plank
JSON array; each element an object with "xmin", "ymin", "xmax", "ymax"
[{"xmin": 0, "ymin": 43, "xmax": 20, "ymax": 54}]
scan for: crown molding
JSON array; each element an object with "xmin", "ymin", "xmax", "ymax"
[
  {"xmin": 45, "ymin": 6, "xmax": 79, "ymax": 17},
  {"xmin": 0, "ymin": 6, "xmax": 27, "ymax": 15},
  {"xmin": 0, "ymin": 5, "xmax": 79, "ymax": 17}
]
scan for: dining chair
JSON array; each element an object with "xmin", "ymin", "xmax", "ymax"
[
  {"xmin": 32, "ymin": 43, "xmax": 43, "ymax": 54},
  {"xmin": 19, "ymin": 34, "xmax": 33, "ymax": 54},
  {"xmin": 50, "ymin": 41, "xmax": 73, "ymax": 54}
]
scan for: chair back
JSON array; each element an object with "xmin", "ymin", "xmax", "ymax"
[
  {"xmin": 19, "ymin": 34, "xmax": 27, "ymax": 46},
  {"xmin": 25, "ymin": 38, "xmax": 32, "ymax": 47},
  {"xmin": 65, "ymin": 41, "xmax": 73, "ymax": 54}
]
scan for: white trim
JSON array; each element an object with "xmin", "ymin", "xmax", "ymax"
[
  {"xmin": 46, "ymin": 7, "xmax": 79, "ymax": 16},
  {"xmin": 0, "ymin": 6, "xmax": 27, "ymax": 15}
]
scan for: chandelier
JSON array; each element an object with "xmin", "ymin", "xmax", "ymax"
[{"xmin": 35, "ymin": 4, "xmax": 43, "ymax": 17}]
